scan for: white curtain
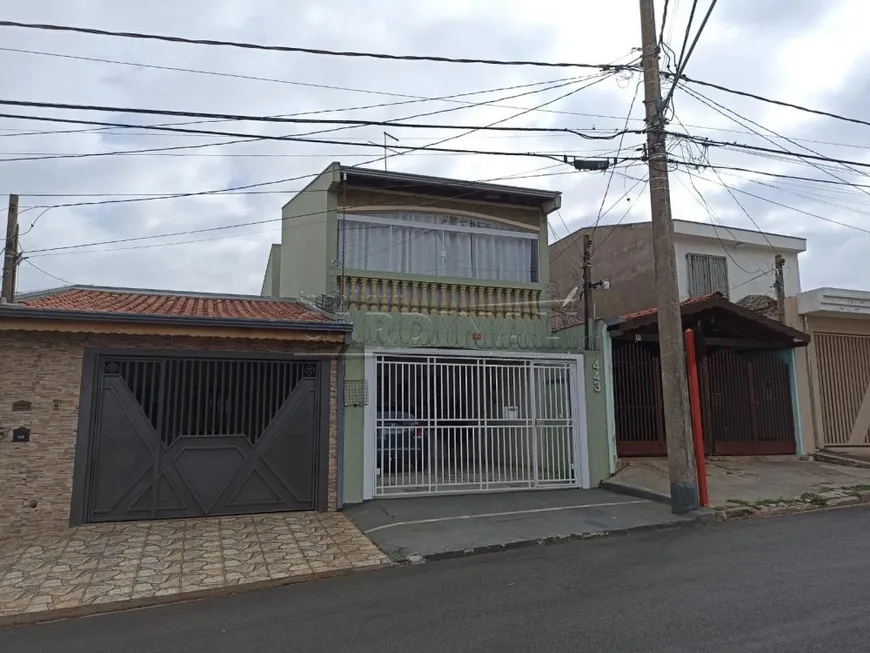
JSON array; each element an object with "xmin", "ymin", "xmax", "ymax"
[{"xmin": 339, "ymin": 211, "xmax": 538, "ymax": 282}]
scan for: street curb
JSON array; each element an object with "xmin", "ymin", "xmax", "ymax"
[
  {"xmin": 812, "ymin": 451, "xmax": 870, "ymax": 470},
  {"xmin": 0, "ymin": 563, "xmax": 393, "ymax": 630},
  {"xmin": 599, "ymin": 480, "xmax": 672, "ymax": 505},
  {"xmin": 713, "ymin": 493, "xmax": 870, "ymax": 522},
  {"xmin": 413, "ymin": 516, "xmax": 702, "ymax": 564}
]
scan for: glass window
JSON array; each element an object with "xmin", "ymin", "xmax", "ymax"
[{"xmin": 338, "ymin": 211, "xmax": 539, "ymax": 283}]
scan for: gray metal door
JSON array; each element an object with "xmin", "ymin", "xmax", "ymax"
[{"xmin": 80, "ymin": 355, "xmax": 325, "ymax": 523}]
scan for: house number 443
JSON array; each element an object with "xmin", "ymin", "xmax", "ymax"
[{"xmin": 591, "ymin": 359, "xmax": 602, "ymax": 393}]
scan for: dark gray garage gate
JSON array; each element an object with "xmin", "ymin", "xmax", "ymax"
[{"xmin": 71, "ymin": 351, "xmax": 330, "ymax": 525}]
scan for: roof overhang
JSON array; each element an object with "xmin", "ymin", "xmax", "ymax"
[
  {"xmin": 609, "ymin": 293, "xmax": 809, "ymax": 348},
  {"xmin": 337, "ymin": 165, "xmax": 562, "ymax": 215},
  {"xmin": 797, "ymin": 287, "xmax": 870, "ymax": 319},
  {"xmin": 0, "ymin": 304, "xmax": 353, "ymax": 335}
]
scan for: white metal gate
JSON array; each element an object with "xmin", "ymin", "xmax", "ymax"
[{"xmin": 372, "ymin": 353, "xmax": 581, "ymax": 496}]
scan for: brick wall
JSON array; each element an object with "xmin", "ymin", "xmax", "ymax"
[{"xmin": 0, "ymin": 330, "xmax": 341, "ymax": 539}]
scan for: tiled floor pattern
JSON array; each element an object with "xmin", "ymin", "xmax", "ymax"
[{"xmin": 0, "ymin": 512, "xmax": 390, "ymax": 618}]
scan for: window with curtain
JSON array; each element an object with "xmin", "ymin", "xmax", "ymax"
[{"xmin": 337, "ymin": 211, "xmax": 539, "ymax": 283}]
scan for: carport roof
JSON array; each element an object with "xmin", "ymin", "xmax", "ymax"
[
  {"xmin": 607, "ymin": 292, "xmax": 809, "ymax": 346},
  {"xmin": 2, "ymin": 286, "xmax": 352, "ymax": 332}
]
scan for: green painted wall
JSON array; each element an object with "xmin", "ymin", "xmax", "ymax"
[
  {"xmin": 260, "ymin": 244, "xmax": 282, "ymax": 297},
  {"xmin": 555, "ymin": 322, "xmax": 612, "ymax": 487},
  {"xmin": 349, "ymin": 310, "xmax": 581, "ymax": 351},
  {"xmin": 339, "ymin": 319, "xmax": 613, "ymax": 505},
  {"xmin": 277, "ymin": 165, "xmax": 338, "ymax": 298},
  {"xmin": 341, "ymin": 343, "xmax": 367, "ymax": 505}
]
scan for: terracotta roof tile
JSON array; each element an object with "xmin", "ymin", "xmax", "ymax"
[
  {"xmin": 619, "ymin": 293, "xmax": 717, "ymax": 322},
  {"xmin": 18, "ymin": 287, "xmax": 330, "ymax": 324}
]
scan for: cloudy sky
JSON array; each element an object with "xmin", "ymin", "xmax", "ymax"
[{"xmin": 2, "ymin": 0, "xmax": 868, "ymax": 296}]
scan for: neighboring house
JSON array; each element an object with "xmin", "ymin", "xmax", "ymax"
[
  {"xmin": 0, "ymin": 286, "xmax": 350, "ymax": 538},
  {"xmin": 604, "ymin": 292, "xmax": 809, "ymax": 458},
  {"xmin": 549, "ymin": 220, "xmax": 806, "ymax": 322},
  {"xmin": 261, "ymin": 162, "xmax": 612, "ymax": 505},
  {"xmin": 790, "ymin": 288, "xmax": 870, "ymax": 452}
]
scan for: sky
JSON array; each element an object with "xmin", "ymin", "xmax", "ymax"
[{"xmin": 2, "ymin": 0, "xmax": 869, "ymax": 297}]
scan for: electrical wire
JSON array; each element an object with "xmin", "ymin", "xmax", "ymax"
[
  {"xmin": 0, "ymin": 20, "xmax": 638, "ymax": 71},
  {"xmin": 590, "ymin": 79, "xmax": 642, "ymax": 239},
  {"xmin": 0, "ymin": 111, "xmax": 615, "ymax": 164},
  {"xmin": 367, "ymin": 70, "xmax": 620, "ymax": 168},
  {"xmin": 658, "ymin": 0, "xmax": 671, "ymax": 47},
  {"xmin": 21, "ymin": 257, "xmax": 75, "ymax": 285},
  {"xmin": 588, "ymin": 177, "xmax": 649, "ymax": 254},
  {"xmin": 678, "ymin": 167, "xmax": 870, "ymax": 235},
  {"xmin": 668, "ymin": 131, "xmax": 870, "ymax": 171},
  {"xmin": 661, "ymin": 0, "xmax": 717, "ymax": 111},
  {"xmin": 0, "ymin": 97, "xmax": 645, "ymax": 138},
  {"xmin": 22, "ymin": 164, "xmax": 608, "ymax": 256},
  {"xmin": 679, "ymin": 84, "xmax": 870, "ymax": 196},
  {"xmin": 672, "ymin": 72, "xmax": 870, "ymax": 131}
]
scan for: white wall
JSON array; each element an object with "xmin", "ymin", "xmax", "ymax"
[{"xmin": 673, "ymin": 234, "xmax": 802, "ymax": 302}]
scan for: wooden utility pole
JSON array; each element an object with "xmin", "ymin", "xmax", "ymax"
[
  {"xmin": 774, "ymin": 254, "xmax": 785, "ymax": 322},
  {"xmin": 2, "ymin": 194, "xmax": 19, "ymax": 302},
  {"xmin": 639, "ymin": 0, "xmax": 699, "ymax": 514},
  {"xmin": 582, "ymin": 233, "xmax": 592, "ymax": 350}
]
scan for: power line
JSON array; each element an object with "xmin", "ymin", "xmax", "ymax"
[
  {"xmin": 0, "ymin": 111, "xmax": 614, "ymax": 164},
  {"xmin": 369, "ymin": 70, "xmax": 621, "ymax": 168},
  {"xmin": 590, "ymin": 79, "xmax": 642, "ymax": 239},
  {"xmin": 679, "ymin": 84, "xmax": 870, "ymax": 196},
  {"xmin": 669, "ymin": 160, "xmax": 870, "ymax": 190},
  {"xmin": 0, "ymin": 76, "xmax": 634, "ymax": 164},
  {"xmin": 0, "ymin": 97, "xmax": 644, "ymax": 138},
  {"xmin": 661, "ymin": 0, "xmax": 717, "ymax": 111},
  {"xmin": 589, "ymin": 177, "xmax": 649, "ymax": 254},
  {"xmin": 0, "ymin": 20, "xmax": 637, "ymax": 71},
  {"xmin": 658, "ymin": 0, "xmax": 671, "ymax": 46},
  {"xmin": 668, "ymin": 131, "xmax": 870, "ymax": 171},
  {"xmin": 21, "ymin": 257, "xmax": 75, "ymax": 285},
  {"xmin": 678, "ymin": 167, "xmax": 870, "ymax": 235},
  {"xmin": 22, "ymin": 164, "xmax": 606, "ymax": 255},
  {"xmin": 675, "ymin": 72, "xmax": 870, "ymax": 131}
]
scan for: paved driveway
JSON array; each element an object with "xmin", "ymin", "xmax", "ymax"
[
  {"xmin": 0, "ymin": 512, "xmax": 389, "ymax": 623},
  {"xmin": 347, "ymin": 488, "xmax": 690, "ymax": 561}
]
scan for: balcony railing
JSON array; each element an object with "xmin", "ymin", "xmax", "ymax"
[{"xmin": 339, "ymin": 275, "xmax": 541, "ymax": 318}]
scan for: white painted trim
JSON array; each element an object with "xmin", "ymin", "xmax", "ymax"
[
  {"xmin": 572, "ymin": 354, "xmax": 590, "ymax": 489},
  {"xmin": 798, "ymin": 287, "xmax": 870, "ymax": 318},
  {"xmin": 344, "ymin": 205, "xmax": 539, "ymax": 233},
  {"xmin": 366, "ymin": 346, "xmax": 578, "ymax": 361},
  {"xmin": 363, "ymin": 350, "xmax": 377, "ymax": 501},
  {"xmin": 600, "ymin": 322, "xmax": 618, "ymax": 476},
  {"xmin": 341, "ymin": 212, "xmax": 538, "ymax": 239}
]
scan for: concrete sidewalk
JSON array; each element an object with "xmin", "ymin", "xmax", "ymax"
[
  {"xmin": 608, "ymin": 457, "xmax": 870, "ymax": 508},
  {"xmin": 346, "ymin": 489, "xmax": 692, "ymax": 561}
]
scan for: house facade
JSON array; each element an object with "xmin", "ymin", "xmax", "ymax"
[
  {"xmin": 0, "ymin": 287, "xmax": 350, "ymax": 538},
  {"xmin": 262, "ymin": 163, "xmax": 612, "ymax": 505},
  {"xmin": 791, "ymin": 288, "xmax": 870, "ymax": 452},
  {"xmin": 549, "ymin": 220, "xmax": 806, "ymax": 322}
]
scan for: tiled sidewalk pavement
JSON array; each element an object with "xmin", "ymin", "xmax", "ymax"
[{"xmin": 0, "ymin": 512, "xmax": 390, "ymax": 620}]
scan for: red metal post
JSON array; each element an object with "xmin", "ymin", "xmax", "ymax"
[{"xmin": 684, "ymin": 328, "xmax": 709, "ymax": 508}]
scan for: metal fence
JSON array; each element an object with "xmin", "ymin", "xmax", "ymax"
[{"xmin": 374, "ymin": 354, "xmax": 577, "ymax": 495}]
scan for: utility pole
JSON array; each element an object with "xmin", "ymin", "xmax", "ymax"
[
  {"xmin": 582, "ymin": 233, "xmax": 592, "ymax": 350},
  {"xmin": 2, "ymin": 194, "xmax": 19, "ymax": 303},
  {"xmin": 639, "ymin": 0, "xmax": 699, "ymax": 514},
  {"xmin": 774, "ymin": 254, "xmax": 785, "ymax": 322}
]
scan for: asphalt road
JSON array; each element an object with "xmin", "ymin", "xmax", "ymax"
[{"xmin": 3, "ymin": 506, "xmax": 870, "ymax": 652}]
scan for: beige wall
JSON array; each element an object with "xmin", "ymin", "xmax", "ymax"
[
  {"xmin": 791, "ymin": 306, "xmax": 870, "ymax": 450},
  {"xmin": 0, "ymin": 331, "xmax": 340, "ymax": 539},
  {"xmin": 549, "ymin": 223, "xmax": 656, "ymax": 319}
]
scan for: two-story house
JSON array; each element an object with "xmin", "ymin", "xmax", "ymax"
[
  {"xmin": 261, "ymin": 163, "xmax": 613, "ymax": 506},
  {"xmin": 549, "ymin": 219, "xmax": 806, "ymax": 322},
  {"xmin": 549, "ymin": 219, "xmax": 810, "ymax": 460}
]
